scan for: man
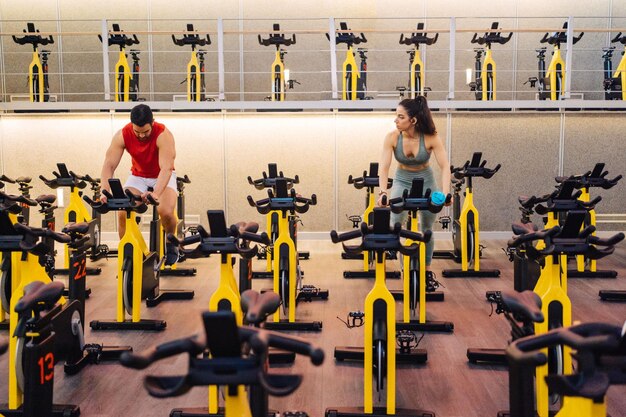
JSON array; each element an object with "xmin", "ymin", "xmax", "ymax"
[{"xmin": 100, "ymin": 104, "xmax": 179, "ymax": 265}]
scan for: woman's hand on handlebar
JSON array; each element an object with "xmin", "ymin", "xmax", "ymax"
[{"xmin": 377, "ymin": 191, "xmax": 388, "ymax": 207}]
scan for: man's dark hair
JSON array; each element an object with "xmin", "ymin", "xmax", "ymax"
[{"xmin": 130, "ymin": 104, "xmax": 154, "ymax": 126}]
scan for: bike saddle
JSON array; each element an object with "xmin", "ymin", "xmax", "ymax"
[
  {"xmin": 15, "ymin": 281, "xmax": 64, "ymax": 315},
  {"xmin": 241, "ymin": 289, "xmax": 280, "ymax": 326},
  {"xmin": 511, "ymin": 222, "xmax": 538, "ymax": 235},
  {"xmin": 35, "ymin": 194, "xmax": 57, "ymax": 205},
  {"xmin": 62, "ymin": 222, "xmax": 90, "ymax": 235},
  {"xmin": 16, "ymin": 176, "xmax": 32, "ymax": 184},
  {"xmin": 500, "ymin": 290, "xmax": 544, "ymax": 324}
]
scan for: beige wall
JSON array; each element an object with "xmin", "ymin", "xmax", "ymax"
[
  {"xmin": 1, "ymin": 111, "xmax": 624, "ymax": 233},
  {"xmin": 0, "ymin": 1, "xmax": 622, "ymax": 101}
]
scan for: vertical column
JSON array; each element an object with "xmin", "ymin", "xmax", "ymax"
[
  {"xmin": 564, "ymin": 16, "xmax": 574, "ymax": 99},
  {"xmin": 101, "ymin": 20, "xmax": 111, "ymax": 101},
  {"xmin": 448, "ymin": 17, "xmax": 456, "ymax": 100},
  {"xmin": 329, "ymin": 18, "xmax": 338, "ymax": 100},
  {"xmin": 218, "ymin": 18, "xmax": 225, "ymax": 101}
]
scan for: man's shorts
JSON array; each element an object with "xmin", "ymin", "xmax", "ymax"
[{"xmin": 124, "ymin": 172, "xmax": 177, "ymax": 194}]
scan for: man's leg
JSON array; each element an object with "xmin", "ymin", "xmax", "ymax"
[{"xmin": 158, "ymin": 186, "xmax": 179, "ymax": 265}]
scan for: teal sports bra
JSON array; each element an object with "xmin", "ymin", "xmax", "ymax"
[{"xmin": 394, "ymin": 132, "xmax": 430, "ymax": 166}]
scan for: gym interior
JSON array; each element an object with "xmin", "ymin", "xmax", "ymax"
[{"xmin": 0, "ymin": 1, "xmax": 625, "ymax": 417}]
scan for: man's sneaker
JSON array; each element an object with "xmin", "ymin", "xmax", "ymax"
[
  {"xmin": 426, "ymin": 271, "xmax": 440, "ymax": 293},
  {"xmin": 165, "ymin": 243, "xmax": 180, "ymax": 266}
]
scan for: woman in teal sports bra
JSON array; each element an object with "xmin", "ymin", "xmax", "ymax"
[{"xmin": 377, "ymin": 97, "xmax": 451, "ymax": 287}]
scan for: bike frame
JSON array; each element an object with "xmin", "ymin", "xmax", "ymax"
[
  {"xmin": 409, "ymin": 49, "xmax": 424, "ymax": 98},
  {"xmin": 118, "ymin": 212, "xmax": 149, "ymax": 323},
  {"xmin": 271, "ymin": 49, "xmax": 285, "ymax": 101},
  {"xmin": 547, "ymin": 45, "xmax": 565, "ymax": 100},
  {"xmin": 364, "ymin": 253, "xmax": 396, "ymax": 414},
  {"xmin": 273, "ymin": 211, "xmax": 297, "ymax": 323},
  {"xmin": 115, "ymin": 49, "xmax": 132, "ymax": 102},
  {"xmin": 342, "ymin": 47, "xmax": 360, "ymax": 100},
  {"xmin": 481, "ymin": 48, "xmax": 496, "ymax": 100},
  {"xmin": 459, "ymin": 182, "xmax": 481, "ymax": 272},
  {"xmin": 28, "ymin": 51, "xmax": 45, "ymax": 102}
]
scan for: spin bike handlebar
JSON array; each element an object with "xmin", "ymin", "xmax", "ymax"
[
  {"xmin": 506, "ymin": 321, "xmax": 623, "ymax": 367},
  {"xmin": 389, "ymin": 189, "xmax": 451, "ymax": 214},
  {"xmin": 470, "ymin": 22, "xmax": 512, "ymax": 46},
  {"xmin": 172, "ymin": 24, "xmax": 211, "ymax": 48},
  {"xmin": 555, "ymin": 166, "xmax": 622, "ymax": 190},
  {"xmin": 247, "ymin": 173, "xmax": 299, "ymax": 190},
  {"xmin": 84, "ymin": 188, "xmax": 154, "ymax": 215},
  {"xmin": 451, "ymin": 153, "xmax": 501, "ymax": 180},
  {"xmin": 399, "ymin": 23, "xmax": 438, "ymax": 46},
  {"xmin": 120, "ymin": 313, "xmax": 324, "ymax": 397},
  {"xmin": 326, "ymin": 22, "xmax": 367, "ymax": 47},
  {"xmin": 507, "ymin": 225, "xmax": 561, "ymax": 248},
  {"xmin": 99, "ymin": 24, "xmax": 140, "ymax": 50},
  {"xmin": 0, "ymin": 191, "xmax": 37, "ymax": 210},
  {"xmin": 12, "ymin": 23, "xmax": 54, "ymax": 50},
  {"xmin": 258, "ymin": 24, "xmax": 296, "ymax": 48},
  {"xmin": 247, "ymin": 188, "xmax": 316, "ymax": 215},
  {"xmin": 348, "ymin": 171, "xmax": 392, "ymax": 190},
  {"xmin": 13, "ymin": 222, "xmax": 71, "ymax": 245},
  {"xmin": 540, "ymin": 23, "xmax": 584, "ymax": 47},
  {"xmin": 611, "ymin": 32, "xmax": 626, "ymax": 45}
]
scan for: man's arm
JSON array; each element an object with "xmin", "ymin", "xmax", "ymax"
[
  {"xmin": 100, "ymin": 131, "xmax": 125, "ymax": 199},
  {"xmin": 150, "ymin": 128, "xmax": 176, "ymax": 199}
]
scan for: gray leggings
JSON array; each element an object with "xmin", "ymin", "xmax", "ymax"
[{"xmin": 390, "ymin": 167, "xmax": 438, "ymax": 266}]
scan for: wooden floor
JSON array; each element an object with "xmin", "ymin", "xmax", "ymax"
[{"xmin": 1, "ymin": 239, "xmax": 625, "ymax": 417}]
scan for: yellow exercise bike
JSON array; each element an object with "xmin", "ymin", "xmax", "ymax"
[
  {"xmin": 327, "ymin": 21, "xmax": 369, "ymax": 100},
  {"xmin": 172, "ymin": 24, "xmax": 211, "ymax": 102},
  {"xmin": 399, "ymin": 23, "xmax": 438, "ymax": 98},
  {"xmin": 99, "ymin": 23, "xmax": 140, "ymax": 102},
  {"xmin": 258, "ymin": 24, "xmax": 297, "ymax": 101},
  {"xmin": 602, "ymin": 32, "xmax": 626, "ymax": 100},
  {"xmin": 526, "ymin": 22, "xmax": 584, "ymax": 101},
  {"xmin": 12, "ymin": 22, "xmax": 54, "ymax": 103},
  {"xmin": 468, "ymin": 22, "xmax": 512, "ymax": 101},
  {"xmin": 330, "ymin": 207, "xmax": 432, "ymax": 417}
]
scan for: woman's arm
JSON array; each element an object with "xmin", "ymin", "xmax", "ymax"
[
  {"xmin": 429, "ymin": 133, "xmax": 451, "ymax": 196},
  {"xmin": 377, "ymin": 131, "xmax": 396, "ymax": 206}
]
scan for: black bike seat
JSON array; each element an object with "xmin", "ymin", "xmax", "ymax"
[
  {"xmin": 241, "ymin": 290, "xmax": 280, "ymax": 325},
  {"xmin": 36, "ymin": 194, "xmax": 57, "ymax": 204},
  {"xmin": 511, "ymin": 222, "xmax": 538, "ymax": 236},
  {"xmin": 500, "ymin": 290, "xmax": 543, "ymax": 323},
  {"xmin": 62, "ymin": 222, "xmax": 90, "ymax": 235},
  {"xmin": 15, "ymin": 281, "xmax": 64, "ymax": 314},
  {"xmin": 16, "ymin": 177, "xmax": 32, "ymax": 183}
]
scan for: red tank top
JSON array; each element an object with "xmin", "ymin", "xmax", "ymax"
[{"xmin": 122, "ymin": 121, "xmax": 166, "ymax": 178}]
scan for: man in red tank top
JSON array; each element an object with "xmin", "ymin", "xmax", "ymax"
[{"xmin": 100, "ymin": 104, "xmax": 180, "ymax": 265}]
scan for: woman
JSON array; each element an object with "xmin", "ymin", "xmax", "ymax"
[{"xmin": 377, "ymin": 97, "xmax": 451, "ymax": 289}]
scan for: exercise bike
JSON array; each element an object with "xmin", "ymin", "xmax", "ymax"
[
  {"xmin": 0, "ymin": 175, "xmax": 34, "ymax": 225},
  {"xmin": 526, "ymin": 22, "xmax": 584, "ymax": 101},
  {"xmin": 172, "ymin": 23, "xmax": 211, "ymax": 102},
  {"xmin": 344, "ymin": 162, "xmax": 397, "ymax": 279},
  {"xmin": 555, "ymin": 163, "xmax": 622, "ymax": 279},
  {"xmin": 602, "ymin": 32, "xmax": 626, "ymax": 100},
  {"xmin": 436, "ymin": 152, "xmax": 501, "ymax": 278},
  {"xmin": 247, "ymin": 163, "xmax": 303, "ymax": 280},
  {"xmin": 505, "ymin": 320, "xmax": 626, "ymax": 417},
  {"xmin": 0, "ymin": 213, "xmax": 131, "ymax": 416},
  {"xmin": 259, "ymin": 24, "xmax": 297, "ymax": 101},
  {"xmin": 12, "ymin": 22, "xmax": 54, "ymax": 103},
  {"xmin": 399, "ymin": 23, "xmax": 438, "ymax": 98},
  {"xmin": 40, "ymin": 163, "xmax": 103, "ymax": 276},
  {"xmin": 329, "ymin": 207, "xmax": 433, "ymax": 417},
  {"xmin": 327, "ymin": 21, "xmax": 369, "ymax": 100},
  {"xmin": 99, "ymin": 23, "xmax": 140, "ymax": 102},
  {"xmin": 389, "ymin": 178, "xmax": 454, "ymax": 332},
  {"xmin": 121, "ymin": 303, "xmax": 324, "ymax": 417},
  {"xmin": 468, "ymin": 22, "xmax": 512, "ymax": 101},
  {"xmin": 248, "ymin": 178, "xmax": 325, "ymax": 331},
  {"xmin": 500, "ymin": 208, "xmax": 624, "ymax": 417},
  {"xmin": 85, "ymin": 179, "xmax": 194, "ymax": 331},
  {"xmin": 467, "ymin": 289, "xmax": 545, "ymax": 365}
]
